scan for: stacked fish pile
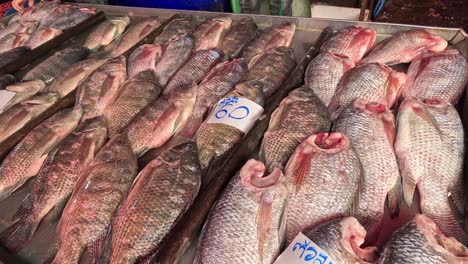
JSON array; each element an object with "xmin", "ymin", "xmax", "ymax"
[
  {"xmin": 0, "ymin": 0, "xmax": 96, "ymax": 53},
  {"xmin": 0, "ymin": 7, "xmax": 300, "ymax": 263},
  {"xmin": 197, "ymin": 26, "xmax": 468, "ymax": 263}
]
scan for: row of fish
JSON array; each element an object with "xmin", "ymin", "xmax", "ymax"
[{"xmin": 0, "ymin": 1, "xmax": 96, "ymax": 53}]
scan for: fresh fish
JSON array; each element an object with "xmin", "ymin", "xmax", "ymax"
[
  {"xmin": 0, "ymin": 117, "xmax": 107, "ymax": 252},
  {"xmin": 246, "ymin": 47, "xmax": 297, "ymax": 97},
  {"xmin": 179, "ymin": 59, "xmax": 248, "ymax": 138},
  {"xmin": 41, "ymin": 6, "xmax": 96, "ymax": 30},
  {"xmin": 22, "ymin": 47, "xmax": 90, "ymax": 84},
  {"xmin": 104, "ymin": 70, "xmax": 162, "ymax": 137},
  {"xmin": 0, "ymin": 74, "xmax": 15, "ymax": 90},
  {"xmin": 0, "ymin": 47, "xmax": 31, "ymax": 69},
  {"xmin": 240, "ymin": 0, "xmax": 261, "ymax": 14},
  {"xmin": 52, "ymin": 134, "xmax": 138, "ymax": 264},
  {"xmin": 334, "ymin": 99, "xmax": 400, "ymax": 244},
  {"xmin": 46, "ymin": 57, "xmax": 109, "ymax": 98},
  {"xmin": 196, "ymin": 81, "xmax": 264, "ymax": 177},
  {"xmin": 303, "ymin": 218, "xmax": 378, "ymax": 264},
  {"xmin": 39, "ymin": 5, "xmax": 81, "ymax": 27},
  {"xmin": 195, "ymin": 159, "xmax": 288, "ymax": 264},
  {"xmin": 0, "ymin": 21, "xmax": 37, "ymax": 39},
  {"xmin": 107, "ymin": 140, "xmax": 201, "ymax": 263},
  {"xmin": 76, "ymin": 56, "xmax": 127, "ymax": 120},
  {"xmin": 0, "ymin": 33, "xmax": 30, "ymax": 53},
  {"xmin": 217, "ymin": 17, "xmax": 258, "ymax": 60},
  {"xmin": 1, "ymin": 80, "xmax": 46, "ymax": 112},
  {"xmin": 0, "ymin": 92, "xmax": 59, "ymax": 143},
  {"xmin": 361, "ymin": 29, "xmax": 448, "ymax": 65},
  {"xmin": 284, "ymin": 133, "xmax": 362, "ymax": 243},
  {"xmin": 127, "ymin": 44, "xmax": 162, "ymax": 78},
  {"xmin": 163, "ymin": 49, "xmax": 222, "ymax": 96},
  {"xmin": 328, "ymin": 63, "xmax": 406, "ymax": 119},
  {"xmin": 18, "ymin": 0, "xmax": 61, "ymax": 22},
  {"xmin": 395, "ymin": 98, "xmax": 467, "ymax": 243},
  {"xmin": 269, "ymin": 0, "xmax": 293, "ymax": 16},
  {"xmin": 83, "ymin": 16, "xmax": 130, "ymax": 52},
  {"xmin": 242, "ymin": 22, "xmax": 296, "ymax": 62},
  {"xmin": 153, "ymin": 14, "xmax": 196, "ymax": 46},
  {"xmin": 401, "ymin": 49, "xmax": 468, "ymax": 104},
  {"xmin": 305, "ymin": 52, "xmax": 355, "ymax": 106},
  {"xmin": 193, "ymin": 16, "xmax": 232, "ymax": 51},
  {"xmin": 111, "ymin": 18, "xmax": 162, "ymax": 57},
  {"xmin": 154, "ymin": 34, "xmax": 194, "ymax": 88},
  {"xmin": 378, "ymin": 214, "xmax": 468, "ymax": 264},
  {"xmin": 260, "ymin": 87, "xmax": 331, "ymax": 173},
  {"xmin": 320, "ymin": 26, "xmax": 376, "ymax": 64},
  {"xmin": 123, "ymin": 84, "xmax": 197, "ymax": 156},
  {"xmin": 0, "ymin": 108, "xmax": 82, "ymax": 202},
  {"xmin": 24, "ymin": 27, "xmax": 62, "ymax": 49}
]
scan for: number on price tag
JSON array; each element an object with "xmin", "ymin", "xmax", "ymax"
[
  {"xmin": 273, "ymin": 233, "xmax": 335, "ymax": 264},
  {"xmin": 206, "ymin": 96, "xmax": 264, "ymax": 133}
]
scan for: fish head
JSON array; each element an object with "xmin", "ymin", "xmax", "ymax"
[
  {"xmin": 6, "ymin": 79, "xmax": 46, "ymax": 93},
  {"xmin": 311, "ymin": 132, "xmax": 350, "ymax": 154},
  {"xmin": 161, "ymin": 140, "xmax": 201, "ymax": 177},
  {"xmin": 353, "ymin": 99, "xmax": 396, "ymax": 145},
  {"xmin": 273, "ymin": 22, "xmax": 296, "ymax": 35},
  {"xmin": 418, "ymin": 30, "xmax": 448, "ymax": 52},
  {"xmin": 336, "ymin": 217, "xmax": 379, "ymax": 263},
  {"xmin": 76, "ymin": 115, "xmax": 108, "ymax": 139},
  {"xmin": 240, "ymin": 159, "xmax": 284, "ymax": 194},
  {"xmin": 350, "ymin": 26, "xmax": 377, "ymax": 55},
  {"xmin": 22, "ymin": 91, "xmax": 60, "ymax": 106},
  {"xmin": 48, "ymin": 107, "xmax": 83, "ymax": 136},
  {"xmin": 212, "ymin": 16, "xmax": 232, "ymax": 29},
  {"xmin": 231, "ymin": 80, "xmax": 265, "ymax": 106},
  {"xmin": 387, "ymin": 70, "xmax": 407, "ymax": 107},
  {"xmin": 171, "ymin": 83, "xmax": 197, "ymax": 103}
]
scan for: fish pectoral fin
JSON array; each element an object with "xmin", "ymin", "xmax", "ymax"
[
  {"xmin": 402, "ymin": 175, "xmax": 418, "ymax": 207},
  {"xmin": 44, "ymin": 196, "xmax": 70, "ymax": 223},
  {"xmin": 387, "ymin": 174, "xmax": 402, "ymax": 218},
  {"xmin": 11, "ymin": 193, "xmax": 33, "ymax": 223},
  {"xmin": 277, "ymin": 198, "xmax": 288, "ymax": 249},
  {"xmin": 448, "ymin": 185, "xmax": 465, "ymax": 221},
  {"xmin": 256, "ymin": 192, "xmax": 273, "ymax": 264}
]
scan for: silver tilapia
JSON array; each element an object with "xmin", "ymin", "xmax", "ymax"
[
  {"xmin": 303, "ymin": 218, "xmax": 378, "ymax": 264},
  {"xmin": 193, "ymin": 16, "xmax": 232, "ymax": 51},
  {"xmin": 401, "ymin": 49, "xmax": 468, "ymax": 104},
  {"xmin": 41, "ymin": 6, "xmax": 96, "ymax": 30},
  {"xmin": 14, "ymin": 0, "xmax": 60, "ymax": 22},
  {"xmin": 179, "ymin": 58, "xmax": 248, "ymax": 138},
  {"xmin": 76, "ymin": 56, "xmax": 127, "ymax": 120},
  {"xmin": 285, "ymin": 133, "xmax": 362, "ymax": 243},
  {"xmin": 154, "ymin": 34, "xmax": 194, "ymax": 88},
  {"xmin": 123, "ymin": 84, "xmax": 197, "ymax": 156},
  {"xmin": 153, "ymin": 14, "xmax": 196, "ymax": 46},
  {"xmin": 334, "ymin": 99, "xmax": 400, "ymax": 244},
  {"xmin": 0, "ymin": 92, "xmax": 59, "ymax": 143},
  {"xmin": 163, "ymin": 49, "xmax": 222, "ymax": 96},
  {"xmin": 0, "ymin": 116, "xmax": 107, "ymax": 252},
  {"xmin": 83, "ymin": 16, "xmax": 130, "ymax": 52},
  {"xmin": 361, "ymin": 29, "xmax": 448, "ymax": 65},
  {"xmin": 0, "ymin": 33, "xmax": 30, "ymax": 53},
  {"xmin": 259, "ymin": 87, "xmax": 331, "ymax": 173},
  {"xmin": 196, "ymin": 81, "xmax": 264, "ymax": 178},
  {"xmin": 246, "ymin": 47, "xmax": 297, "ymax": 98},
  {"xmin": 195, "ymin": 159, "xmax": 288, "ymax": 264},
  {"xmin": 24, "ymin": 27, "xmax": 62, "ymax": 49},
  {"xmin": 111, "ymin": 18, "xmax": 162, "ymax": 57},
  {"xmin": 305, "ymin": 52, "xmax": 355, "ymax": 106},
  {"xmin": 328, "ymin": 63, "xmax": 406, "ymax": 119},
  {"xmin": 378, "ymin": 214, "xmax": 468, "ymax": 264},
  {"xmin": 127, "ymin": 44, "xmax": 162, "ymax": 78},
  {"xmin": 107, "ymin": 140, "xmax": 201, "ymax": 263},
  {"xmin": 52, "ymin": 134, "xmax": 137, "ymax": 264},
  {"xmin": 217, "ymin": 17, "xmax": 258, "ymax": 60},
  {"xmin": 1, "ymin": 79, "xmax": 46, "ymax": 112},
  {"xmin": 242, "ymin": 22, "xmax": 295, "ymax": 62},
  {"xmin": 0, "ymin": 20, "xmax": 37, "ymax": 39},
  {"xmin": 46, "ymin": 57, "xmax": 109, "ymax": 98},
  {"xmin": 0, "ymin": 108, "xmax": 82, "ymax": 202},
  {"xmin": 395, "ymin": 98, "xmax": 467, "ymax": 243},
  {"xmin": 320, "ymin": 26, "xmax": 376, "ymax": 64},
  {"xmin": 22, "ymin": 47, "xmax": 89, "ymax": 84},
  {"xmin": 104, "ymin": 70, "xmax": 162, "ymax": 137}
]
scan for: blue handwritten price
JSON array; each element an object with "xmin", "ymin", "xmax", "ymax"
[
  {"xmin": 207, "ymin": 96, "xmax": 264, "ymax": 133},
  {"xmin": 273, "ymin": 233, "xmax": 335, "ymax": 264},
  {"xmin": 292, "ymin": 240, "xmax": 332, "ymax": 264}
]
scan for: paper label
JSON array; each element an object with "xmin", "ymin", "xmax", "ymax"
[
  {"xmin": 274, "ymin": 233, "xmax": 336, "ymax": 264},
  {"xmin": 0, "ymin": 90, "xmax": 16, "ymax": 112},
  {"xmin": 206, "ymin": 96, "xmax": 264, "ymax": 133}
]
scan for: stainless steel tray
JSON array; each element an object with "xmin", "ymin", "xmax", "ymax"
[{"xmin": 0, "ymin": 4, "xmax": 466, "ymax": 264}]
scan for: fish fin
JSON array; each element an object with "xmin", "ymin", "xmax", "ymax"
[
  {"xmin": 257, "ymin": 193, "xmax": 273, "ymax": 264},
  {"xmin": 100, "ymin": 74, "xmax": 119, "ymax": 108},
  {"xmin": 402, "ymin": 175, "xmax": 417, "ymax": 207},
  {"xmin": 387, "ymin": 174, "xmax": 402, "ymax": 218},
  {"xmin": 44, "ymin": 238, "xmax": 60, "ymax": 264},
  {"xmin": 44, "ymin": 196, "xmax": 69, "ymax": 223},
  {"xmin": 448, "ymin": 181, "xmax": 465, "ymax": 220},
  {"xmin": 293, "ymin": 155, "xmax": 312, "ymax": 193},
  {"xmin": 0, "ymin": 214, "xmax": 40, "ymax": 252},
  {"xmin": 277, "ymin": 198, "xmax": 288, "ymax": 249},
  {"xmin": 12, "ymin": 193, "xmax": 33, "ymax": 222}
]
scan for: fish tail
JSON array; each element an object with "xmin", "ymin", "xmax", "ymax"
[
  {"xmin": 402, "ymin": 176, "xmax": 417, "ymax": 207},
  {"xmin": 0, "ymin": 216, "xmax": 40, "ymax": 252},
  {"xmin": 257, "ymin": 193, "xmax": 273, "ymax": 263},
  {"xmin": 387, "ymin": 174, "xmax": 402, "ymax": 218}
]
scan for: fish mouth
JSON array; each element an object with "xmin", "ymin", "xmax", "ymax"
[
  {"xmin": 240, "ymin": 159, "xmax": 283, "ymax": 193},
  {"xmin": 311, "ymin": 132, "xmax": 349, "ymax": 153},
  {"xmin": 354, "ymin": 99, "xmax": 387, "ymax": 113},
  {"xmin": 340, "ymin": 217, "xmax": 379, "ymax": 263}
]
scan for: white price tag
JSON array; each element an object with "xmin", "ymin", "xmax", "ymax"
[
  {"xmin": 0, "ymin": 90, "xmax": 16, "ymax": 112},
  {"xmin": 274, "ymin": 233, "xmax": 335, "ymax": 264},
  {"xmin": 206, "ymin": 96, "xmax": 264, "ymax": 133}
]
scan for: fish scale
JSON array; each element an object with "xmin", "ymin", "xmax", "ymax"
[
  {"xmin": 83, "ymin": 16, "xmax": 130, "ymax": 52},
  {"xmin": 192, "ymin": 17, "xmax": 232, "ymax": 51},
  {"xmin": 107, "ymin": 140, "xmax": 201, "ymax": 264},
  {"xmin": 217, "ymin": 17, "xmax": 257, "ymax": 60},
  {"xmin": 127, "ymin": 44, "xmax": 162, "ymax": 78},
  {"xmin": 153, "ymin": 14, "xmax": 196, "ymax": 46},
  {"xmin": 25, "ymin": 27, "xmax": 62, "ymax": 49},
  {"xmin": 111, "ymin": 18, "xmax": 162, "ymax": 57}
]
